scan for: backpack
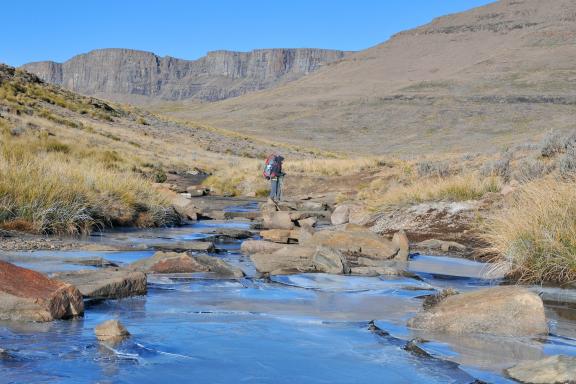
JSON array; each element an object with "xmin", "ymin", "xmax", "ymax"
[{"xmin": 263, "ymin": 154, "xmax": 283, "ymax": 179}]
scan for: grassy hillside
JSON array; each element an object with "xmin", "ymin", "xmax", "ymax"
[
  {"xmin": 158, "ymin": 0, "xmax": 576, "ymax": 156},
  {"xmin": 0, "ymin": 64, "xmax": 321, "ymax": 234}
]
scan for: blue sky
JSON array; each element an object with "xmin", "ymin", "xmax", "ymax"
[{"xmin": 2, "ymin": 0, "xmax": 494, "ymax": 66}]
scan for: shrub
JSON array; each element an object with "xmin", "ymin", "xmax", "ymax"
[
  {"xmin": 513, "ymin": 158, "xmax": 551, "ymax": 182},
  {"xmin": 484, "ymin": 178, "xmax": 576, "ymax": 284},
  {"xmin": 480, "ymin": 153, "xmax": 511, "ymax": 181},
  {"xmin": 540, "ymin": 130, "xmax": 565, "ymax": 157},
  {"xmin": 559, "ymin": 147, "xmax": 576, "ymax": 178},
  {"xmin": 416, "ymin": 161, "xmax": 450, "ymax": 177}
]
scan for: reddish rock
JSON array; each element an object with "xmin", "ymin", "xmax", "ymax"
[{"xmin": 0, "ymin": 260, "xmax": 84, "ymax": 322}]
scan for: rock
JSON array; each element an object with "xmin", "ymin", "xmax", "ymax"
[
  {"xmin": 223, "ymin": 211, "xmax": 261, "ymax": 220},
  {"xmin": 130, "ymin": 252, "xmax": 244, "ymax": 278},
  {"xmin": 303, "ymin": 227, "xmax": 399, "ymax": 259},
  {"xmin": 193, "ymin": 255, "xmax": 245, "ymax": 278},
  {"xmin": 251, "ymin": 246, "xmax": 346, "ymax": 275},
  {"xmin": 505, "ymin": 355, "xmax": 576, "ymax": 384},
  {"xmin": 263, "ymin": 211, "xmax": 294, "ymax": 230},
  {"xmin": 173, "ymin": 197, "xmax": 199, "ymax": 221},
  {"xmin": 350, "ymin": 266, "xmax": 405, "ymax": 276},
  {"xmin": 416, "ymin": 239, "xmax": 467, "ymax": 252},
  {"xmin": 0, "ymin": 261, "xmax": 84, "ymax": 322},
  {"xmin": 260, "ymin": 229, "xmax": 294, "ymax": 244},
  {"xmin": 331, "ymin": 205, "xmax": 350, "ymax": 225},
  {"xmin": 186, "ymin": 186, "xmax": 207, "ymax": 197},
  {"xmin": 289, "ymin": 211, "xmax": 330, "ymax": 221},
  {"xmin": 348, "ymin": 205, "xmax": 372, "ymax": 225},
  {"xmin": 296, "ymin": 225, "xmax": 315, "ymax": 244},
  {"xmin": 130, "ymin": 251, "xmax": 193, "ymax": 272},
  {"xmin": 299, "ymin": 201, "xmax": 327, "ymax": 211},
  {"xmin": 240, "ymin": 240, "xmax": 287, "ymax": 254},
  {"xmin": 392, "ymin": 230, "xmax": 410, "ymax": 261},
  {"xmin": 95, "ymin": 319, "xmax": 130, "ymax": 342},
  {"xmin": 52, "ymin": 269, "xmax": 147, "ymax": 299},
  {"xmin": 150, "ymin": 241, "xmax": 215, "ymax": 253},
  {"xmin": 63, "ymin": 257, "xmax": 119, "ymax": 268},
  {"xmin": 260, "ymin": 199, "xmax": 278, "ymax": 214},
  {"xmin": 150, "ymin": 254, "xmax": 209, "ymax": 274},
  {"xmin": 408, "ymin": 286, "xmax": 548, "ymax": 336},
  {"xmin": 298, "ymin": 217, "xmax": 317, "ymax": 228},
  {"xmin": 202, "ymin": 210, "xmax": 226, "ymax": 220},
  {"xmin": 208, "ymin": 229, "xmax": 253, "ymax": 240}
]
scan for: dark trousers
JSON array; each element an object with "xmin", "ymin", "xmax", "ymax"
[{"xmin": 270, "ymin": 177, "xmax": 282, "ymax": 201}]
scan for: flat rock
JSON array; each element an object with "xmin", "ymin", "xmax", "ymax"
[
  {"xmin": 263, "ymin": 211, "xmax": 294, "ymax": 230},
  {"xmin": 416, "ymin": 239, "xmax": 467, "ymax": 252},
  {"xmin": 95, "ymin": 319, "xmax": 130, "ymax": 342},
  {"xmin": 150, "ymin": 241, "xmax": 215, "ymax": 253},
  {"xmin": 52, "ymin": 269, "xmax": 147, "ymax": 300},
  {"xmin": 240, "ymin": 240, "xmax": 287, "ymax": 254},
  {"xmin": 505, "ymin": 355, "xmax": 576, "ymax": 384},
  {"xmin": 130, "ymin": 252, "xmax": 244, "ymax": 278},
  {"xmin": 408, "ymin": 286, "xmax": 548, "ymax": 336},
  {"xmin": 193, "ymin": 255, "xmax": 245, "ymax": 278},
  {"xmin": 207, "ymin": 228, "xmax": 253, "ymax": 240},
  {"xmin": 303, "ymin": 226, "xmax": 399, "ymax": 259},
  {"xmin": 0, "ymin": 260, "xmax": 84, "ymax": 322},
  {"xmin": 251, "ymin": 246, "xmax": 346, "ymax": 275}
]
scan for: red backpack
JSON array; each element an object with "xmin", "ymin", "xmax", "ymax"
[{"xmin": 263, "ymin": 154, "xmax": 283, "ymax": 179}]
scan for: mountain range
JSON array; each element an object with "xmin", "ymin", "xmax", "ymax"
[
  {"xmin": 21, "ymin": 0, "xmax": 576, "ymax": 155},
  {"xmin": 21, "ymin": 48, "xmax": 349, "ymax": 103}
]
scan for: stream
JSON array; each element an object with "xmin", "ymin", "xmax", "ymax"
[{"xmin": 1, "ymin": 202, "xmax": 576, "ymax": 383}]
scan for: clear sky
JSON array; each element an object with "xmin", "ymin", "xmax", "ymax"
[{"xmin": 2, "ymin": 0, "xmax": 494, "ymax": 67}]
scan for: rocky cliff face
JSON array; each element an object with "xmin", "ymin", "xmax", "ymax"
[{"xmin": 21, "ymin": 48, "xmax": 349, "ymax": 102}]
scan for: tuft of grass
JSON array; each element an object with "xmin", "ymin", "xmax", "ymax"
[
  {"xmin": 484, "ymin": 178, "xmax": 576, "ymax": 284},
  {"xmin": 361, "ymin": 173, "xmax": 502, "ymax": 209},
  {"xmin": 0, "ymin": 131, "xmax": 175, "ymax": 235}
]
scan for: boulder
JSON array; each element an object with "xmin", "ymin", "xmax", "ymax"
[
  {"xmin": 416, "ymin": 239, "xmax": 466, "ymax": 252},
  {"xmin": 171, "ymin": 195, "xmax": 199, "ymax": 221},
  {"xmin": 193, "ymin": 255, "xmax": 245, "ymax": 278},
  {"xmin": 505, "ymin": 355, "xmax": 576, "ymax": 384},
  {"xmin": 207, "ymin": 229, "xmax": 253, "ymax": 240},
  {"xmin": 95, "ymin": 319, "xmax": 130, "ymax": 342},
  {"xmin": 392, "ymin": 230, "xmax": 410, "ymax": 261},
  {"xmin": 299, "ymin": 201, "xmax": 327, "ymax": 211},
  {"xmin": 260, "ymin": 229, "xmax": 294, "ymax": 244},
  {"xmin": 331, "ymin": 205, "xmax": 350, "ymax": 225},
  {"xmin": 150, "ymin": 241, "xmax": 215, "ymax": 253},
  {"xmin": 263, "ymin": 211, "xmax": 294, "ymax": 230},
  {"xmin": 150, "ymin": 254, "xmax": 209, "ymax": 274},
  {"xmin": 303, "ymin": 227, "xmax": 399, "ymax": 259},
  {"xmin": 408, "ymin": 286, "xmax": 548, "ymax": 336},
  {"xmin": 240, "ymin": 240, "xmax": 287, "ymax": 254},
  {"xmin": 201, "ymin": 210, "xmax": 226, "ymax": 220},
  {"xmin": 186, "ymin": 185, "xmax": 207, "ymax": 197},
  {"xmin": 0, "ymin": 261, "xmax": 84, "ymax": 322},
  {"xmin": 298, "ymin": 217, "xmax": 317, "ymax": 228},
  {"xmin": 130, "ymin": 252, "xmax": 244, "ymax": 278},
  {"xmin": 251, "ymin": 246, "xmax": 346, "ymax": 275},
  {"xmin": 52, "ymin": 269, "xmax": 147, "ymax": 300}
]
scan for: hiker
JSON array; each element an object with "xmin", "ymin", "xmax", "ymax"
[{"xmin": 263, "ymin": 153, "xmax": 285, "ymax": 201}]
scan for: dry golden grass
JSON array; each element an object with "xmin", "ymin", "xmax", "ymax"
[
  {"xmin": 484, "ymin": 177, "xmax": 576, "ymax": 284},
  {"xmin": 283, "ymin": 157, "xmax": 387, "ymax": 176},
  {"xmin": 359, "ymin": 172, "xmax": 502, "ymax": 209},
  {"xmin": 0, "ymin": 128, "xmax": 175, "ymax": 235}
]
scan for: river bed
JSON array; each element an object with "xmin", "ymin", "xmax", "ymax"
[{"xmin": 1, "ymin": 205, "xmax": 575, "ymax": 383}]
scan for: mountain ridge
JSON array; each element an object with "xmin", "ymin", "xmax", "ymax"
[
  {"xmin": 162, "ymin": 0, "xmax": 576, "ymax": 155},
  {"xmin": 21, "ymin": 48, "xmax": 350, "ymax": 103}
]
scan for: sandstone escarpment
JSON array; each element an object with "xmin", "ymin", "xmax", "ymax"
[{"xmin": 21, "ymin": 48, "xmax": 349, "ymax": 103}]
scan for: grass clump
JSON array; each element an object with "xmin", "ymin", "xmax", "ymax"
[
  {"xmin": 484, "ymin": 178, "xmax": 576, "ymax": 284},
  {"xmin": 0, "ymin": 132, "xmax": 175, "ymax": 235},
  {"xmin": 361, "ymin": 173, "xmax": 502, "ymax": 209}
]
